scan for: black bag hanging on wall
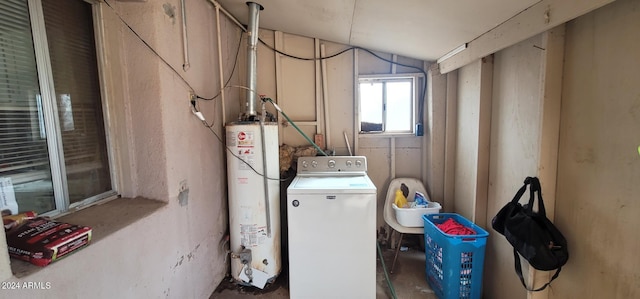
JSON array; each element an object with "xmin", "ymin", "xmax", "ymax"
[{"xmin": 492, "ymin": 177, "xmax": 569, "ymax": 291}]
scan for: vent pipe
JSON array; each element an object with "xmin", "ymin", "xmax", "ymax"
[{"xmin": 245, "ymin": 2, "xmax": 263, "ymax": 118}]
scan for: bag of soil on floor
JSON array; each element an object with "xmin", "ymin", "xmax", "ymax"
[{"xmin": 5, "ymin": 217, "xmax": 92, "ymax": 267}]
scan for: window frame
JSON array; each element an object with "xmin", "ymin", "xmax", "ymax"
[
  {"xmin": 84, "ymin": 0, "xmax": 120, "ymax": 210},
  {"xmin": 356, "ymin": 73, "xmax": 422, "ymax": 137},
  {"xmin": 20, "ymin": 0, "xmax": 118, "ymax": 217}
]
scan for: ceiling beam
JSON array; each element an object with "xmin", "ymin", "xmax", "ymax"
[{"xmin": 438, "ymin": 0, "xmax": 615, "ymax": 73}]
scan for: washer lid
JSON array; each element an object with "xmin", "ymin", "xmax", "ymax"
[{"xmin": 287, "ymin": 175, "xmax": 376, "ymax": 194}]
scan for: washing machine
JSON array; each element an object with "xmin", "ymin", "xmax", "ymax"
[{"xmin": 287, "ymin": 156, "xmax": 376, "ymax": 299}]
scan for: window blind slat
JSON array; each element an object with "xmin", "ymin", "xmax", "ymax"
[
  {"xmin": 0, "ymin": 2, "xmax": 40, "ymax": 109},
  {"xmin": 0, "ymin": 1, "xmax": 49, "ymax": 179}
]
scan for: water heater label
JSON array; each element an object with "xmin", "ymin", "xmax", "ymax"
[
  {"xmin": 239, "ymin": 155, "xmax": 255, "ymax": 170},
  {"xmin": 239, "ymin": 148, "xmax": 254, "ymax": 156},
  {"xmin": 240, "ymin": 224, "xmax": 266, "ymax": 247},
  {"xmin": 237, "ymin": 131, "xmax": 255, "ymax": 148}
]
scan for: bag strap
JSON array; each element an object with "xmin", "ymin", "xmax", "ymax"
[
  {"xmin": 525, "ymin": 178, "xmax": 536, "ymax": 212},
  {"xmin": 530, "ymin": 177, "xmax": 547, "ymax": 216},
  {"xmin": 513, "ymin": 248, "xmax": 561, "ymax": 292},
  {"xmin": 510, "ymin": 178, "xmax": 531, "ymax": 205},
  {"xmin": 521, "ymin": 177, "xmax": 547, "ymax": 216}
]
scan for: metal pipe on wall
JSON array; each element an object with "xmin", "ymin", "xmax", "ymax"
[
  {"xmin": 314, "ymin": 39, "xmax": 324, "ymax": 136},
  {"xmin": 321, "ymin": 44, "xmax": 331, "ymax": 149},
  {"xmin": 208, "ymin": 0, "xmax": 246, "ymax": 32},
  {"xmin": 245, "ymin": 2, "xmax": 262, "ymax": 117},
  {"xmin": 260, "ymin": 102, "xmax": 271, "ymax": 237},
  {"xmin": 353, "ymin": 50, "xmax": 359, "ymax": 155},
  {"xmin": 180, "ymin": 0, "xmax": 190, "ymax": 71},
  {"xmin": 214, "ymin": 4, "xmax": 226, "ymax": 125}
]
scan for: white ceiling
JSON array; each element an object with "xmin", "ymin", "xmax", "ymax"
[{"xmin": 215, "ymin": 0, "xmax": 541, "ymax": 61}]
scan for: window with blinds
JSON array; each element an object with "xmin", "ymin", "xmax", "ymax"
[
  {"xmin": 42, "ymin": 0, "xmax": 112, "ymax": 204},
  {"xmin": 0, "ymin": 0, "xmax": 114, "ymax": 216}
]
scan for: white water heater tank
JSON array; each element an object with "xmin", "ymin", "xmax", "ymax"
[{"xmin": 226, "ymin": 122, "xmax": 281, "ymax": 286}]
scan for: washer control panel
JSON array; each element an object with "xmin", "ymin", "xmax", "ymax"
[{"xmin": 297, "ymin": 156, "xmax": 367, "ymax": 174}]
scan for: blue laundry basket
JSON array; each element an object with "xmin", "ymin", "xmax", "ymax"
[{"xmin": 423, "ymin": 213, "xmax": 489, "ymax": 299}]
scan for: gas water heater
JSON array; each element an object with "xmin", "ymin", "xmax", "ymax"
[
  {"xmin": 225, "ymin": 2, "xmax": 281, "ymax": 288},
  {"xmin": 226, "ymin": 122, "xmax": 280, "ymax": 287}
]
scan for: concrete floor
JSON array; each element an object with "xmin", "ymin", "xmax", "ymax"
[{"xmin": 210, "ymin": 234, "xmax": 438, "ymax": 299}]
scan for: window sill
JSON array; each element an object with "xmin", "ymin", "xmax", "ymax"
[
  {"xmin": 358, "ymin": 132, "xmax": 419, "ymax": 138},
  {"xmin": 9, "ymin": 197, "xmax": 166, "ymax": 278}
]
